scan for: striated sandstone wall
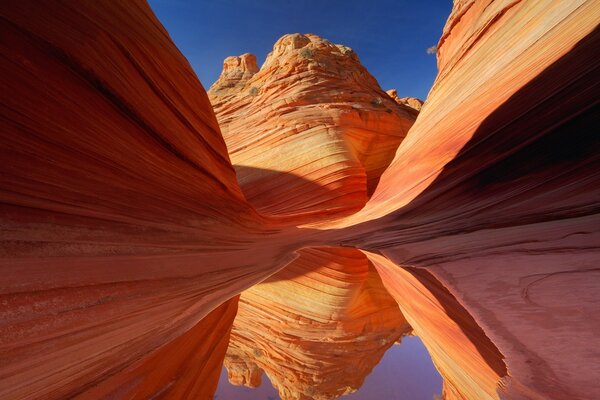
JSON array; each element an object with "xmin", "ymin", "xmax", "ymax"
[{"xmin": 1, "ymin": 1, "xmax": 598, "ymax": 400}]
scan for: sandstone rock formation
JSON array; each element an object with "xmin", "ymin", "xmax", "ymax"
[
  {"xmin": 224, "ymin": 248, "xmax": 411, "ymax": 399},
  {"xmin": 1, "ymin": 0, "xmax": 599, "ymax": 400},
  {"xmin": 0, "ymin": 2, "xmax": 301, "ymax": 399},
  {"xmin": 209, "ymin": 33, "xmax": 417, "ymax": 219},
  {"xmin": 330, "ymin": 1, "xmax": 600, "ymax": 399},
  {"xmin": 386, "ymin": 89, "xmax": 423, "ymax": 112}
]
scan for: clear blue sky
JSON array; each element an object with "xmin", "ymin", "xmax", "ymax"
[{"xmin": 148, "ymin": 0, "xmax": 452, "ymax": 100}]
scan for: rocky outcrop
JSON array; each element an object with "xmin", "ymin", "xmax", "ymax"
[
  {"xmin": 213, "ymin": 53, "xmax": 259, "ymax": 91},
  {"xmin": 224, "ymin": 248, "xmax": 411, "ymax": 399},
  {"xmin": 386, "ymin": 89, "xmax": 423, "ymax": 112},
  {"xmin": 209, "ymin": 33, "xmax": 417, "ymax": 219}
]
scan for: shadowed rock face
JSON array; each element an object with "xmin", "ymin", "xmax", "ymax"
[
  {"xmin": 224, "ymin": 248, "xmax": 411, "ymax": 399},
  {"xmin": 1, "ymin": 1, "xmax": 599, "ymax": 400},
  {"xmin": 209, "ymin": 33, "xmax": 417, "ymax": 219}
]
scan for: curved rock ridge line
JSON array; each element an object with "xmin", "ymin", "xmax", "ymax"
[
  {"xmin": 0, "ymin": 0, "xmax": 265, "ymax": 260},
  {"xmin": 209, "ymin": 33, "xmax": 417, "ymax": 220},
  {"xmin": 224, "ymin": 247, "xmax": 411, "ymax": 400},
  {"xmin": 1, "ymin": 1, "xmax": 599, "ymax": 400},
  {"xmin": 74, "ymin": 296, "xmax": 239, "ymax": 399},
  {"xmin": 0, "ymin": 2, "xmax": 304, "ymax": 399},
  {"xmin": 333, "ymin": 0, "xmax": 599, "ymax": 226}
]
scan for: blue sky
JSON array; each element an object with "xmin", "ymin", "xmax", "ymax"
[{"xmin": 148, "ymin": 0, "xmax": 452, "ymax": 100}]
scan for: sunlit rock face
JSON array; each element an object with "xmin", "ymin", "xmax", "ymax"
[
  {"xmin": 224, "ymin": 247, "xmax": 411, "ymax": 399},
  {"xmin": 0, "ymin": 2, "xmax": 299, "ymax": 399},
  {"xmin": 332, "ymin": 1, "xmax": 600, "ymax": 399},
  {"xmin": 209, "ymin": 33, "xmax": 417, "ymax": 219},
  {"xmin": 1, "ymin": 0, "xmax": 599, "ymax": 400}
]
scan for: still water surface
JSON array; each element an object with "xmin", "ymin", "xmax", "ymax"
[{"xmin": 215, "ymin": 336, "xmax": 442, "ymax": 399}]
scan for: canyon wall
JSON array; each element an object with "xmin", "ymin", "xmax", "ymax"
[
  {"xmin": 332, "ymin": 1, "xmax": 600, "ymax": 399},
  {"xmin": 0, "ymin": 2, "xmax": 300, "ymax": 399},
  {"xmin": 1, "ymin": 0, "xmax": 598, "ymax": 400}
]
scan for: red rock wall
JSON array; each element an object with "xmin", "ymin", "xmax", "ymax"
[
  {"xmin": 0, "ymin": 2, "xmax": 299, "ymax": 399},
  {"xmin": 332, "ymin": 1, "xmax": 600, "ymax": 399},
  {"xmin": 75, "ymin": 297, "xmax": 239, "ymax": 400},
  {"xmin": 1, "ymin": 1, "xmax": 598, "ymax": 399}
]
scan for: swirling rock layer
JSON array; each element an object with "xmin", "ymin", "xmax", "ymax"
[
  {"xmin": 1, "ymin": 1, "xmax": 599, "ymax": 400},
  {"xmin": 209, "ymin": 33, "xmax": 417, "ymax": 219},
  {"xmin": 334, "ymin": 1, "xmax": 600, "ymax": 399},
  {"xmin": 0, "ymin": 2, "xmax": 296, "ymax": 399}
]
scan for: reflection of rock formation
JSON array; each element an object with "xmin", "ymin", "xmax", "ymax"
[
  {"xmin": 1, "ymin": 0, "xmax": 599, "ymax": 399},
  {"xmin": 209, "ymin": 34, "xmax": 417, "ymax": 218},
  {"xmin": 224, "ymin": 247, "xmax": 411, "ymax": 399},
  {"xmin": 367, "ymin": 252, "xmax": 506, "ymax": 400},
  {"xmin": 78, "ymin": 297, "xmax": 239, "ymax": 399},
  {"xmin": 333, "ymin": 1, "xmax": 600, "ymax": 399}
]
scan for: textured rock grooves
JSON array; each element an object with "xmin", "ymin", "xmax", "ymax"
[
  {"xmin": 1, "ymin": 1, "xmax": 599, "ymax": 400},
  {"xmin": 209, "ymin": 33, "xmax": 417, "ymax": 220}
]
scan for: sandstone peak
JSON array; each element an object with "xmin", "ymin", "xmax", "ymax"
[
  {"xmin": 208, "ymin": 33, "xmax": 417, "ymax": 218},
  {"xmin": 264, "ymin": 33, "xmax": 360, "ymax": 65}
]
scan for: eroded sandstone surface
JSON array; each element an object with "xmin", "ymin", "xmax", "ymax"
[
  {"xmin": 209, "ymin": 33, "xmax": 417, "ymax": 219},
  {"xmin": 1, "ymin": 1, "xmax": 598, "ymax": 400}
]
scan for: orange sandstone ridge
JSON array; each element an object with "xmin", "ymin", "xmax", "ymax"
[
  {"xmin": 1, "ymin": 1, "xmax": 599, "ymax": 400},
  {"xmin": 209, "ymin": 33, "xmax": 417, "ymax": 219}
]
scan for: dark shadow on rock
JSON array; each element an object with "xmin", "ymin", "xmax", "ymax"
[
  {"xmin": 345, "ymin": 25, "xmax": 600, "ymax": 251},
  {"xmin": 233, "ymin": 165, "xmax": 366, "ymax": 224}
]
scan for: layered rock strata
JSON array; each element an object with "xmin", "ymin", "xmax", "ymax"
[
  {"xmin": 0, "ymin": 1, "xmax": 599, "ymax": 400},
  {"xmin": 331, "ymin": 1, "xmax": 600, "ymax": 399},
  {"xmin": 209, "ymin": 34, "xmax": 417, "ymax": 219}
]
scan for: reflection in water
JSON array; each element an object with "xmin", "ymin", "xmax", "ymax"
[
  {"xmin": 214, "ymin": 247, "xmax": 505, "ymax": 399},
  {"xmin": 222, "ymin": 247, "xmax": 411, "ymax": 399},
  {"xmin": 216, "ymin": 336, "xmax": 442, "ymax": 399}
]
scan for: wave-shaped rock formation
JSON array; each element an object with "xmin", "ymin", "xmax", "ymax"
[
  {"xmin": 1, "ymin": 1, "xmax": 598, "ymax": 400},
  {"xmin": 224, "ymin": 247, "xmax": 411, "ymax": 399},
  {"xmin": 209, "ymin": 33, "xmax": 417, "ymax": 219},
  {"xmin": 332, "ymin": 1, "xmax": 600, "ymax": 399}
]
